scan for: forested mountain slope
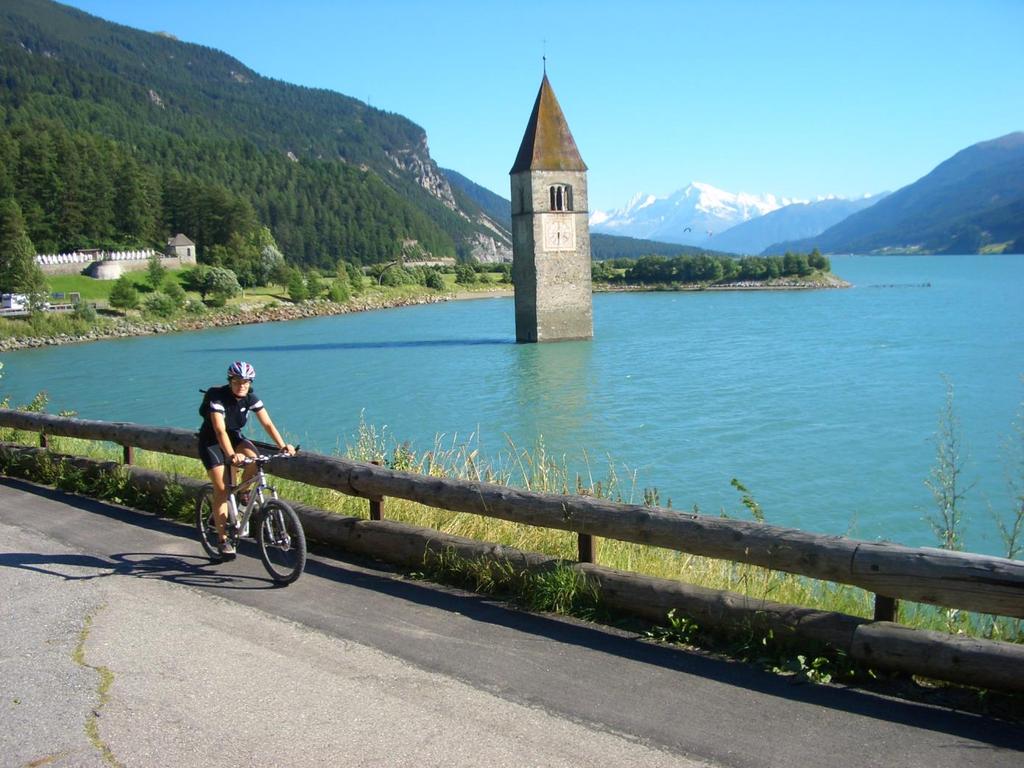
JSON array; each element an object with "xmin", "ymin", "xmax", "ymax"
[{"xmin": 0, "ymin": 0, "xmax": 507, "ymax": 268}]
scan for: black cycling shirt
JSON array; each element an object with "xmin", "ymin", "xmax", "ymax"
[{"xmin": 198, "ymin": 384, "xmax": 264, "ymax": 446}]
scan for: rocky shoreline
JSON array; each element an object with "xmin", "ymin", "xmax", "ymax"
[
  {"xmin": 595, "ymin": 274, "xmax": 851, "ymax": 292},
  {"xmin": 0, "ymin": 291, "xmax": 463, "ymax": 352},
  {"xmin": 0, "ymin": 277, "xmax": 846, "ymax": 352}
]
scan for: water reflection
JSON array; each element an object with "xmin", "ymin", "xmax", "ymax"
[
  {"xmin": 509, "ymin": 340, "xmax": 595, "ymax": 456},
  {"xmin": 202, "ymin": 338, "xmax": 513, "ymax": 354}
]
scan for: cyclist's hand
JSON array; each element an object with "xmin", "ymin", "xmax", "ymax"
[
  {"xmin": 231, "ymin": 452, "xmax": 247, "ymax": 466},
  {"xmin": 283, "ymin": 444, "xmax": 296, "ymax": 456}
]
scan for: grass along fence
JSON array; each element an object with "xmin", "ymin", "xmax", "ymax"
[{"xmin": 1, "ymin": 409, "xmax": 1023, "ymax": 692}]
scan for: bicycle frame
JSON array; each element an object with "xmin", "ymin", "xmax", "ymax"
[{"xmin": 225, "ymin": 459, "xmax": 279, "ymax": 535}]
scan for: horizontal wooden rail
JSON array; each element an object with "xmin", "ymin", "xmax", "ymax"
[
  {"xmin": 1, "ymin": 409, "xmax": 1022, "ymax": 619},
  {"xmin": 4, "ymin": 443, "xmax": 1023, "ymax": 692}
]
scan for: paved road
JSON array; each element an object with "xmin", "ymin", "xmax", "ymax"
[{"xmin": 1, "ymin": 478, "xmax": 1021, "ymax": 768}]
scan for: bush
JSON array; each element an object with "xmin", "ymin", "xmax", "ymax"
[
  {"xmin": 306, "ymin": 271, "xmax": 326, "ymax": 299},
  {"xmin": 335, "ymin": 261, "xmax": 352, "ymax": 287},
  {"xmin": 143, "ymin": 291, "xmax": 178, "ymax": 319},
  {"xmin": 203, "ymin": 267, "xmax": 242, "ymax": 303},
  {"xmin": 162, "ymin": 278, "xmax": 187, "ymax": 308},
  {"xmin": 72, "ymin": 302, "xmax": 97, "ymax": 323},
  {"xmin": 184, "ymin": 299, "xmax": 207, "ymax": 315},
  {"xmin": 328, "ymin": 280, "xmax": 350, "ymax": 303},
  {"xmin": 424, "ymin": 269, "xmax": 445, "ymax": 291},
  {"xmin": 379, "ymin": 265, "xmax": 415, "ymax": 286},
  {"xmin": 345, "ymin": 262, "xmax": 364, "ymax": 294},
  {"xmin": 108, "ymin": 277, "xmax": 140, "ymax": 311},
  {"xmin": 180, "ymin": 266, "xmax": 207, "ymax": 294}
]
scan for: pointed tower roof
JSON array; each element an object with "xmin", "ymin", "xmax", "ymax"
[{"xmin": 510, "ymin": 74, "xmax": 587, "ymax": 174}]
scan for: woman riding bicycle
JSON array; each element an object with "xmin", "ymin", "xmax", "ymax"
[{"xmin": 198, "ymin": 361, "xmax": 295, "ymax": 557}]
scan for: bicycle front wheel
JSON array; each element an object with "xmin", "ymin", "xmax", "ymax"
[{"xmin": 256, "ymin": 499, "xmax": 307, "ymax": 584}]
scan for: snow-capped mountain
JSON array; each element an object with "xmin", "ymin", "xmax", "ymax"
[
  {"xmin": 590, "ymin": 182, "xmax": 803, "ymax": 246},
  {"xmin": 711, "ymin": 195, "xmax": 884, "ymax": 255}
]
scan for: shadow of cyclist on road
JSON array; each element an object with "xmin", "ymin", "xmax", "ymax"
[{"xmin": 0, "ymin": 550, "xmax": 278, "ymax": 588}]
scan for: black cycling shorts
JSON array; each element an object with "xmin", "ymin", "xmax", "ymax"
[{"xmin": 198, "ymin": 435, "xmax": 255, "ymax": 471}]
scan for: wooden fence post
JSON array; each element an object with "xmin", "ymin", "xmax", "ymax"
[
  {"xmin": 369, "ymin": 460, "xmax": 383, "ymax": 521},
  {"xmin": 874, "ymin": 594, "xmax": 898, "ymax": 623},
  {"xmin": 122, "ymin": 445, "xmax": 134, "ymax": 465},
  {"xmin": 578, "ymin": 533, "xmax": 595, "ymax": 564},
  {"xmin": 39, "ymin": 433, "xmax": 48, "ymax": 449}
]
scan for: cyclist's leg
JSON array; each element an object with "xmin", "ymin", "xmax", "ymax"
[
  {"xmin": 199, "ymin": 441, "xmax": 233, "ymax": 544},
  {"xmin": 206, "ymin": 463, "xmax": 231, "ymax": 545},
  {"xmin": 236, "ymin": 438, "xmax": 259, "ymax": 488}
]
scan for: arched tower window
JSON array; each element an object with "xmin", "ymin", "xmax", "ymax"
[{"xmin": 549, "ymin": 184, "xmax": 573, "ymax": 212}]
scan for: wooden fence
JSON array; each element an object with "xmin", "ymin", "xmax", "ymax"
[{"xmin": 1, "ymin": 410, "xmax": 1023, "ymax": 692}]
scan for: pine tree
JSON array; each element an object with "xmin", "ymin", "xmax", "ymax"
[
  {"xmin": 147, "ymin": 252, "xmax": 167, "ymax": 289},
  {"xmin": 115, "ymin": 155, "xmax": 159, "ymax": 245},
  {"xmin": 287, "ymin": 269, "xmax": 308, "ymax": 302},
  {"xmin": 16, "ymin": 131, "xmax": 61, "ymax": 252},
  {"xmin": 0, "ymin": 197, "xmax": 47, "ymax": 306},
  {"xmin": 108, "ymin": 276, "xmax": 140, "ymax": 312}
]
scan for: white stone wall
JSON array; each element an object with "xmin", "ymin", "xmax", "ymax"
[{"xmin": 35, "ymin": 249, "xmax": 190, "ymax": 280}]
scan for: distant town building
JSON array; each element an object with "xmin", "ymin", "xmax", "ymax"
[
  {"xmin": 166, "ymin": 233, "xmax": 196, "ymax": 262},
  {"xmin": 510, "ymin": 73, "xmax": 593, "ymax": 342}
]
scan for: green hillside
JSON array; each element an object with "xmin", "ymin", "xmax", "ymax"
[
  {"xmin": 589, "ymin": 232, "xmax": 733, "ymax": 261},
  {"xmin": 0, "ymin": 0, "xmax": 497, "ymax": 268}
]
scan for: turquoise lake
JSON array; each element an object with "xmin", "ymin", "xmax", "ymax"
[{"xmin": 2, "ymin": 254, "xmax": 1022, "ymax": 554}]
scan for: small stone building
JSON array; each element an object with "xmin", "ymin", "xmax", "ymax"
[{"xmin": 166, "ymin": 233, "xmax": 196, "ymax": 263}]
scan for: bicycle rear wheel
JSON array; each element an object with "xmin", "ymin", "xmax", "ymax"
[
  {"xmin": 256, "ymin": 499, "xmax": 306, "ymax": 584},
  {"xmin": 195, "ymin": 486, "xmax": 222, "ymax": 559}
]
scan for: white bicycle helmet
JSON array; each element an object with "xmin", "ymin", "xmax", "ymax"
[{"xmin": 227, "ymin": 360, "xmax": 256, "ymax": 381}]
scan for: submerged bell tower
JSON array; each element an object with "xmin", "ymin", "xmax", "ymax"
[{"xmin": 510, "ymin": 73, "xmax": 593, "ymax": 343}]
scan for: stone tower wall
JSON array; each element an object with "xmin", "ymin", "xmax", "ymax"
[{"xmin": 511, "ymin": 170, "xmax": 593, "ymax": 342}]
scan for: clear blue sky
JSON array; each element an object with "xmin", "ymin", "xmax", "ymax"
[{"xmin": 67, "ymin": 0, "xmax": 1024, "ymax": 212}]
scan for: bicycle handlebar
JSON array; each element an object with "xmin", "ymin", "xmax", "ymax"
[{"xmin": 238, "ymin": 448, "xmax": 299, "ymax": 466}]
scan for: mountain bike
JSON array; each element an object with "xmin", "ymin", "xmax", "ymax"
[{"xmin": 195, "ymin": 450, "xmax": 307, "ymax": 584}]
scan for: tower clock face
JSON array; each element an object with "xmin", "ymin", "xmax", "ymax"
[{"xmin": 543, "ymin": 214, "xmax": 576, "ymax": 252}]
